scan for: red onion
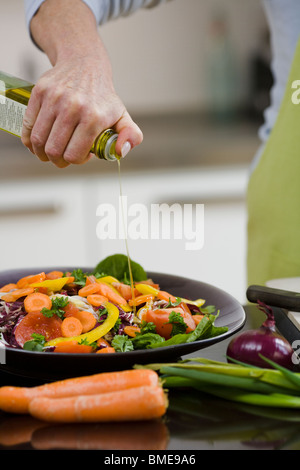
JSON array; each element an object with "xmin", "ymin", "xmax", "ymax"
[{"xmin": 227, "ymin": 300, "xmax": 295, "ymax": 370}]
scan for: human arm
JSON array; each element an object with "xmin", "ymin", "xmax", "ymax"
[{"xmin": 22, "ymin": 0, "xmax": 143, "ymax": 168}]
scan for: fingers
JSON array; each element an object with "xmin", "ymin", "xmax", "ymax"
[
  {"xmin": 114, "ymin": 111, "xmax": 144, "ymax": 158},
  {"xmin": 21, "ymin": 89, "xmax": 49, "ymax": 162},
  {"xmin": 21, "ymin": 77, "xmax": 143, "ymax": 168}
]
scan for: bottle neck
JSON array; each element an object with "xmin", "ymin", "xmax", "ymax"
[{"xmin": 92, "ymin": 129, "xmax": 120, "ymax": 161}]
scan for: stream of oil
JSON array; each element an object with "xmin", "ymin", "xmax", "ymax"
[{"xmin": 117, "ymin": 159, "xmax": 136, "ymax": 314}]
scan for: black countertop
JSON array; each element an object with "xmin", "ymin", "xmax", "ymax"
[{"xmin": 1, "ymin": 304, "xmax": 300, "ymax": 452}]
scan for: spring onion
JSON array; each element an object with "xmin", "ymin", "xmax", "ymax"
[{"xmin": 139, "ymin": 357, "xmax": 300, "ymax": 408}]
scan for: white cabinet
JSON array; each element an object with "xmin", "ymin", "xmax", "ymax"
[{"xmin": 0, "ymin": 178, "xmax": 89, "ymax": 271}]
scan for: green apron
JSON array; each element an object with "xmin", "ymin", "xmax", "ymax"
[{"xmin": 247, "ymin": 38, "xmax": 300, "ymax": 286}]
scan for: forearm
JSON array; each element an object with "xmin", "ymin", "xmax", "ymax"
[
  {"xmin": 23, "ymin": 0, "xmax": 143, "ymax": 168},
  {"xmin": 30, "ymin": 0, "xmax": 106, "ymax": 66}
]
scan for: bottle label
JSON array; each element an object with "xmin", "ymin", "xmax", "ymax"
[{"xmin": 0, "ymin": 96, "xmax": 26, "ymax": 137}]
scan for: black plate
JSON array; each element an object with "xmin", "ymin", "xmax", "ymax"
[{"xmin": 0, "ymin": 267, "xmax": 246, "ymax": 381}]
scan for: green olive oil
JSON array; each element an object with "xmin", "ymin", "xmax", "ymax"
[{"xmin": 117, "ymin": 159, "xmax": 137, "ymax": 312}]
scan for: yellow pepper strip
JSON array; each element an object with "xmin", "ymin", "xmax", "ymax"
[
  {"xmin": 44, "ymin": 301, "xmax": 119, "ymax": 348},
  {"xmin": 135, "ymin": 284, "xmax": 205, "ymax": 308},
  {"xmin": 30, "ymin": 277, "xmax": 72, "ymax": 292},
  {"xmin": 96, "ymin": 276, "xmax": 119, "ymax": 284},
  {"xmin": 135, "ymin": 284, "xmax": 159, "ymax": 296},
  {"xmin": 181, "ymin": 298, "xmax": 206, "ymax": 308}
]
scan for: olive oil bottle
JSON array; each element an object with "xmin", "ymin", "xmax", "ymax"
[{"xmin": 0, "ymin": 70, "xmax": 119, "ymax": 161}]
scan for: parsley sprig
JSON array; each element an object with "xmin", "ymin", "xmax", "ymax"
[
  {"xmin": 164, "ymin": 297, "xmax": 182, "ymax": 308},
  {"xmin": 23, "ymin": 333, "xmax": 46, "ymax": 352},
  {"xmin": 167, "ymin": 310, "xmax": 188, "ymax": 336},
  {"xmin": 42, "ymin": 296, "xmax": 69, "ymax": 319}
]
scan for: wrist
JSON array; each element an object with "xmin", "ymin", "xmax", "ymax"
[{"xmin": 30, "ymin": 0, "xmax": 101, "ymax": 65}]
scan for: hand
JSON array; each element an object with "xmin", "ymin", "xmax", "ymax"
[
  {"xmin": 21, "ymin": 56, "xmax": 143, "ymax": 168},
  {"xmin": 21, "ymin": 0, "xmax": 143, "ymax": 168}
]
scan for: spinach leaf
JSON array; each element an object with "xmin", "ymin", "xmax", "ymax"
[{"xmin": 94, "ymin": 254, "xmax": 147, "ymax": 283}]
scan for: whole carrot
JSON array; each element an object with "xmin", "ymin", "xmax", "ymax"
[
  {"xmin": 28, "ymin": 385, "xmax": 167, "ymax": 423},
  {"xmin": 0, "ymin": 369, "xmax": 160, "ymax": 414}
]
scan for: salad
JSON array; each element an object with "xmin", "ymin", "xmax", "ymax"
[{"xmin": 0, "ymin": 255, "xmax": 228, "ymax": 354}]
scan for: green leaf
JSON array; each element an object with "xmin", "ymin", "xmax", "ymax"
[
  {"xmin": 131, "ymin": 332, "xmax": 165, "ymax": 350},
  {"xmin": 69, "ymin": 269, "xmax": 88, "ymax": 287},
  {"xmin": 149, "ymin": 312, "xmax": 227, "ymax": 349},
  {"xmin": 138, "ymin": 321, "xmax": 157, "ymax": 335},
  {"xmin": 199, "ymin": 305, "xmax": 216, "ymax": 314},
  {"xmin": 79, "ymin": 338, "xmax": 97, "ymax": 349},
  {"xmin": 167, "ymin": 310, "xmax": 188, "ymax": 336},
  {"xmin": 150, "ymin": 333, "xmax": 190, "ymax": 348},
  {"xmin": 164, "ymin": 297, "xmax": 182, "ymax": 308},
  {"xmin": 94, "ymin": 254, "xmax": 147, "ymax": 283},
  {"xmin": 23, "ymin": 333, "xmax": 46, "ymax": 351},
  {"xmin": 42, "ymin": 296, "xmax": 69, "ymax": 319},
  {"xmin": 111, "ymin": 335, "xmax": 134, "ymax": 352}
]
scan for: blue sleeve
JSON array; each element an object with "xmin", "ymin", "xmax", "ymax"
[
  {"xmin": 24, "ymin": 0, "xmax": 169, "ymax": 31},
  {"xmin": 23, "ymin": 0, "xmax": 103, "ymax": 29}
]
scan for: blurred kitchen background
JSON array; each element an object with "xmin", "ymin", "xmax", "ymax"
[{"xmin": 0, "ymin": 0, "xmax": 272, "ymax": 304}]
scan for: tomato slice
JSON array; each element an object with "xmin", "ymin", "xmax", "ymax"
[{"xmin": 14, "ymin": 312, "xmax": 62, "ymax": 347}]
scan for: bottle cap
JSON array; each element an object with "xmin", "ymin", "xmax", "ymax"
[{"xmin": 104, "ymin": 133, "xmax": 119, "ymax": 161}]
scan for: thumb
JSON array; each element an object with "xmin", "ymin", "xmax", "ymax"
[{"xmin": 114, "ymin": 111, "xmax": 143, "ymax": 158}]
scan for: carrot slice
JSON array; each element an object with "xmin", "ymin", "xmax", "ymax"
[
  {"xmin": 96, "ymin": 338, "xmax": 111, "ymax": 348},
  {"xmin": 85, "ymin": 275, "xmax": 98, "ymax": 285},
  {"xmin": 96, "ymin": 347, "xmax": 116, "ymax": 354},
  {"xmin": 1, "ymin": 287, "xmax": 35, "ymax": 303},
  {"xmin": 78, "ymin": 284, "xmax": 102, "ymax": 297},
  {"xmin": 63, "ymin": 304, "xmax": 96, "ymax": 332},
  {"xmin": 157, "ymin": 291, "xmax": 177, "ymax": 303},
  {"xmin": 28, "ymin": 385, "xmax": 167, "ymax": 422},
  {"xmin": 16, "ymin": 273, "xmax": 46, "ymax": 289},
  {"xmin": 0, "ymin": 283, "xmax": 17, "ymax": 293},
  {"xmin": 54, "ymin": 340, "xmax": 93, "ymax": 354},
  {"xmin": 14, "ymin": 311, "xmax": 62, "ymax": 347},
  {"xmin": 86, "ymin": 294, "xmax": 108, "ymax": 307},
  {"xmin": 128, "ymin": 294, "xmax": 154, "ymax": 307},
  {"xmin": 112, "ymin": 282, "xmax": 140, "ymax": 301},
  {"xmin": 123, "ymin": 325, "xmax": 141, "ymax": 337},
  {"xmin": 45, "ymin": 271, "xmax": 64, "ymax": 280},
  {"xmin": 74, "ymin": 311, "xmax": 97, "ymax": 333},
  {"xmin": 61, "ymin": 317, "xmax": 83, "ymax": 338},
  {"xmin": 96, "ymin": 282, "xmax": 127, "ymax": 306},
  {"xmin": 0, "ymin": 368, "xmax": 160, "ymax": 414},
  {"xmin": 24, "ymin": 292, "xmax": 52, "ymax": 313},
  {"xmin": 0, "ymin": 294, "xmax": 17, "ymax": 303}
]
